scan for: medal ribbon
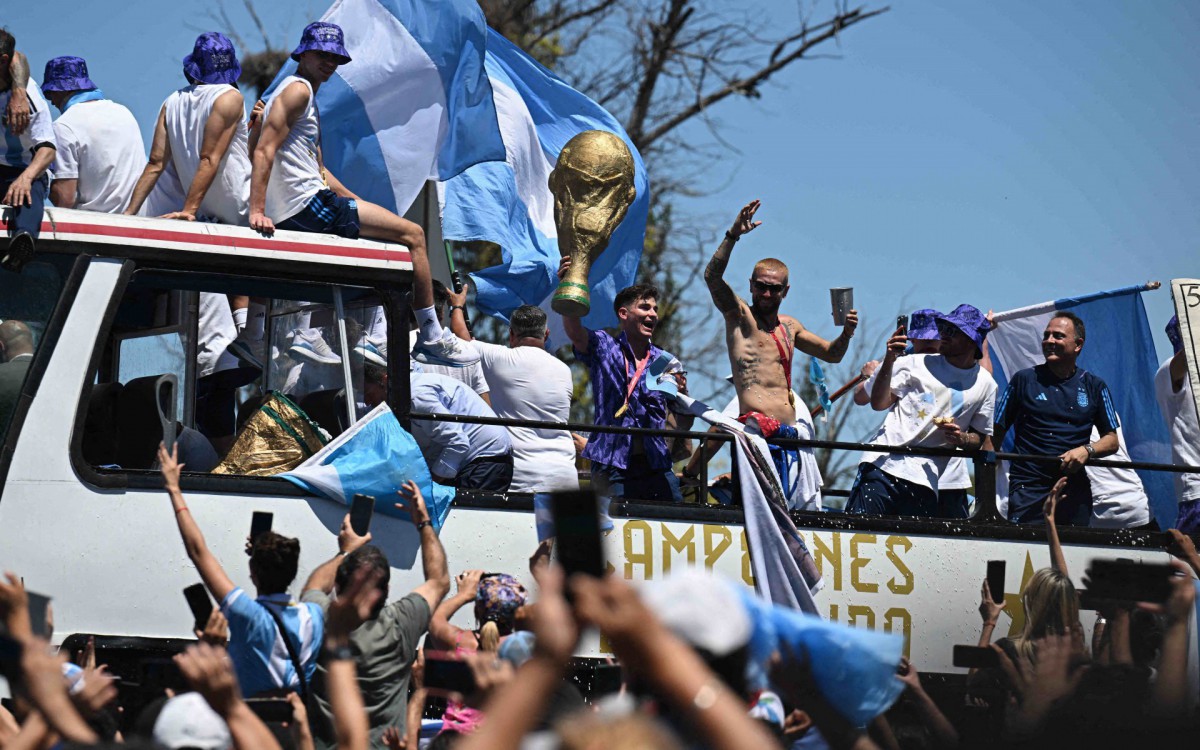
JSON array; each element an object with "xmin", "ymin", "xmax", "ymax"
[
  {"xmin": 769, "ymin": 325, "xmax": 795, "ymax": 406},
  {"xmin": 614, "ymin": 347, "xmax": 651, "ymax": 418}
]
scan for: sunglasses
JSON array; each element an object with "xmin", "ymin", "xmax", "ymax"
[{"xmin": 751, "ymin": 279, "xmax": 786, "ymax": 294}]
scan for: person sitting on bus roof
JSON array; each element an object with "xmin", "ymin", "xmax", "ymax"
[
  {"xmin": 846, "ymin": 304, "xmax": 997, "ymax": 519},
  {"xmin": 248, "ymin": 21, "xmax": 475, "ymax": 368},
  {"xmin": 125, "ymin": 32, "xmax": 250, "ymax": 225},
  {"xmin": 993, "ymin": 311, "xmax": 1119, "ymax": 526},
  {"xmin": 40, "ymin": 56, "xmax": 144, "ymax": 214},
  {"xmin": 0, "ymin": 319, "xmax": 34, "ymax": 432},
  {"xmin": 1156, "ymin": 315, "xmax": 1200, "ymax": 535},
  {"xmin": 0, "ymin": 27, "xmax": 56, "ymax": 273},
  {"xmin": 158, "ymin": 442, "xmax": 325, "ymax": 699}
]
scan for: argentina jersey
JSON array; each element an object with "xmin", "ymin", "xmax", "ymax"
[{"xmin": 221, "ymin": 588, "xmax": 325, "ymax": 697}]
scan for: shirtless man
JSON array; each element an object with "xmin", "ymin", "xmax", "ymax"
[{"xmin": 699, "ymin": 200, "xmax": 857, "ymax": 508}]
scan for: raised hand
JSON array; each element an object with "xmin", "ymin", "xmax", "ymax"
[
  {"xmin": 337, "ymin": 513, "xmax": 372, "ymax": 555},
  {"xmin": 446, "ymin": 278, "xmax": 469, "ymax": 308},
  {"xmin": 195, "ymin": 608, "xmax": 229, "ymax": 647},
  {"xmin": 395, "ymin": 481, "xmax": 431, "ymax": 527},
  {"xmin": 728, "ymin": 200, "xmax": 763, "ymax": 239},
  {"xmin": 175, "ymin": 642, "xmax": 242, "ymax": 717},
  {"xmin": 0, "ymin": 572, "xmax": 31, "ymax": 641},
  {"xmin": 327, "ymin": 566, "xmax": 384, "ymax": 638},
  {"xmin": 456, "ymin": 569, "xmax": 485, "ymax": 598},
  {"xmin": 979, "ymin": 579, "xmax": 1006, "ymax": 625},
  {"xmin": 884, "ymin": 327, "xmax": 908, "ymax": 359},
  {"xmin": 557, "ymin": 255, "xmax": 571, "ymax": 280},
  {"xmin": 1044, "ymin": 476, "xmax": 1069, "ymax": 520},
  {"xmin": 158, "ymin": 442, "xmax": 184, "ymax": 493}
]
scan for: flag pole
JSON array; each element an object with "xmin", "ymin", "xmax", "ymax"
[{"xmin": 809, "ymin": 374, "xmax": 868, "ymax": 417}]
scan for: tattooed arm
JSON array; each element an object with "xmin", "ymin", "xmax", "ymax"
[{"xmin": 706, "ymin": 200, "xmax": 762, "ymax": 319}]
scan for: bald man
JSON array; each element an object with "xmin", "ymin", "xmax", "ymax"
[
  {"xmin": 696, "ymin": 200, "xmax": 858, "ymax": 510},
  {"xmin": 0, "ymin": 319, "xmax": 34, "ymax": 431}
]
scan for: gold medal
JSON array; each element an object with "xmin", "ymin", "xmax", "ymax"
[
  {"xmin": 788, "ymin": 391, "xmax": 795, "ymax": 406},
  {"xmin": 614, "ymin": 403, "xmax": 629, "ymax": 419}
]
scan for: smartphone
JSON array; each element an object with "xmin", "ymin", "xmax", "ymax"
[
  {"xmin": 550, "ymin": 490, "xmax": 605, "ymax": 580},
  {"xmin": 423, "ymin": 652, "xmax": 477, "ymax": 694},
  {"xmin": 896, "ymin": 315, "xmax": 909, "ymax": 334},
  {"xmin": 246, "ymin": 697, "xmax": 294, "ymax": 723},
  {"xmin": 350, "ymin": 494, "xmax": 375, "ymax": 537},
  {"xmin": 250, "ymin": 511, "xmax": 273, "ymax": 543},
  {"xmin": 0, "ymin": 633, "xmax": 22, "ymax": 684},
  {"xmin": 986, "ymin": 560, "xmax": 1005, "ymax": 604},
  {"xmin": 952, "ymin": 645, "xmax": 999, "ymax": 669},
  {"xmin": 183, "ymin": 584, "xmax": 214, "ymax": 633},
  {"xmin": 25, "ymin": 591, "xmax": 51, "ymax": 639},
  {"xmin": 1084, "ymin": 559, "xmax": 1176, "ymax": 604}
]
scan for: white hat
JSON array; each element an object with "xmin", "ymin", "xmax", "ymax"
[
  {"xmin": 152, "ymin": 692, "xmax": 232, "ymax": 750},
  {"xmin": 640, "ymin": 570, "xmax": 751, "ymax": 657}
]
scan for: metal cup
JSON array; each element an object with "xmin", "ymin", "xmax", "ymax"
[{"xmin": 830, "ymin": 287, "xmax": 854, "ymax": 326}]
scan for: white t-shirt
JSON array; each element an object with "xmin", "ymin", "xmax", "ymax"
[
  {"xmin": 0, "ymin": 79, "xmax": 55, "ymax": 170},
  {"xmin": 162, "ymin": 84, "xmax": 250, "ymax": 224},
  {"xmin": 860, "ymin": 354, "xmax": 997, "ymax": 490},
  {"xmin": 51, "ymin": 98, "xmax": 145, "ymax": 213},
  {"xmin": 262, "ymin": 76, "xmax": 324, "ymax": 222},
  {"xmin": 721, "ymin": 393, "xmax": 822, "ymax": 510},
  {"xmin": 472, "ymin": 340, "xmax": 578, "ymax": 493},
  {"xmin": 1155, "ymin": 358, "xmax": 1200, "ymax": 503},
  {"xmin": 1087, "ymin": 426, "xmax": 1151, "ymax": 529}
]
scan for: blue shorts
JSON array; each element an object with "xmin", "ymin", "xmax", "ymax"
[
  {"xmin": 846, "ymin": 462, "xmax": 939, "ymax": 517},
  {"xmin": 278, "ymin": 189, "xmax": 360, "ymax": 239}
]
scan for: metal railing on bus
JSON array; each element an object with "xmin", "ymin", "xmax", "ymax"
[{"xmin": 408, "ymin": 411, "xmax": 1200, "ymax": 524}]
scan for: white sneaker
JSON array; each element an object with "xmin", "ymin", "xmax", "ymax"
[
  {"xmin": 412, "ymin": 329, "xmax": 480, "ymax": 367},
  {"xmin": 354, "ymin": 333, "xmax": 388, "ymax": 366},
  {"xmin": 288, "ymin": 328, "xmax": 342, "ymax": 365}
]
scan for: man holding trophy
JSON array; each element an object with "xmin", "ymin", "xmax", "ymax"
[{"xmin": 552, "ymin": 130, "xmax": 694, "ymax": 525}]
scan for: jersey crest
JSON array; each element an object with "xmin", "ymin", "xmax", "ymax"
[{"xmin": 1077, "ymin": 388, "xmax": 1089, "ymax": 408}]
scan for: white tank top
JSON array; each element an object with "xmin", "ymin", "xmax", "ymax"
[
  {"xmin": 163, "ymin": 84, "xmax": 251, "ymax": 225},
  {"xmin": 262, "ymin": 76, "xmax": 325, "ymax": 222}
]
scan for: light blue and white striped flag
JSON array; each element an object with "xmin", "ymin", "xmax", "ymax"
[
  {"xmin": 280, "ymin": 404, "xmax": 456, "ymax": 530},
  {"xmin": 265, "ymin": 0, "xmax": 505, "ymax": 215},
  {"xmin": 986, "ymin": 285, "xmax": 1175, "ymax": 526},
  {"xmin": 440, "ymin": 29, "xmax": 650, "ymax": 331}
]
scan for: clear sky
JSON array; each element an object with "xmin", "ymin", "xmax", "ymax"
[{"xmin": 7, "ymin": 1, "xmax": 1197, "ymax": 390}]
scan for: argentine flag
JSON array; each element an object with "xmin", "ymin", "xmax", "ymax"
[
  {"xmin": 986, "ymin": 285, "xmax": 1175, "ymax": 526},
  {"xmin": 440, "ymin": 29, "xmax": 650, "ymax": 331},
  {"xmin": 265, "ymin": 0, "xmax": 505, "ymax": 215},
  {"xmin": 280, "ymin": 404, "xmax": 456, "ymax": 530}
]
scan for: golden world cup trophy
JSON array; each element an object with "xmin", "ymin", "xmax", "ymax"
[{"xmin": 550, "ymin": 130, "xmax": 638, "ymax": 317}]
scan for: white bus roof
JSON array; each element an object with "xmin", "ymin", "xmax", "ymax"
[{"xmin": 25, "ymin": 207, "xmax": 413, "ymax": 273}]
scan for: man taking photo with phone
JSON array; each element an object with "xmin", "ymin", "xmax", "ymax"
[{"xmin": 301, "ymin": 481, "xmax": 450, "ymax": 749}]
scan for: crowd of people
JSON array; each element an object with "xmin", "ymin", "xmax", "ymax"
[
  {"xmin": 0, "ymin": 453, "xmax": 1197, "ymax": 749},
  {"xmin": 3, "ymin": 14, "xmax": 1200, "ymax": 750}
]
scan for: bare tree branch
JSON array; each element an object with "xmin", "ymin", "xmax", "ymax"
[{"xmin": 637, "ymin": 5, "xmax": 889, "ymax": 150}]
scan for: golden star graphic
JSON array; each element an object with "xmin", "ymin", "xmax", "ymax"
[
  {"xmin": 917, "ymin": 408, "xmax": 928, "ymax": 420},
  {"xmin": 1003, "ymin": 552, "xmax": 1036, "ymax": 637}
]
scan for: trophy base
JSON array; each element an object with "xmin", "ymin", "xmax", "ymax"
[{"xmin": 552, "ymin": 281, "xmax": 591, "ymax": 317}]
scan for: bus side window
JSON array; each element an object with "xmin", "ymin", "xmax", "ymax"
[{"xmin": 78, "ymin": 270, "xmax": 380, "ymax": 480}]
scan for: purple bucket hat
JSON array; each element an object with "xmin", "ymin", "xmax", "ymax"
[
  {"xmin": 1166, "ymin": 315, "xmax": 1182, "ymax": 354},
  {"xmin": 907, "ymin": 309, "xmax": 942, "ymax": 341},
  {"xmin": 41, "ymin": 57, "xmax": 97, "ymax": 93},
  {"xmin": 474, "ymin": 574, "xmax": 527, "ymax": 634},
  {"xmin": 291, "ymin": 21, "xmax": 352, "ymax": 64},
  {"xmin": 936, "ymin": 304, "xmax": 991, "ymax": 356},
  {"xmin": 183, "ymin": 33, "xmax": 242, "ymax": 86}
]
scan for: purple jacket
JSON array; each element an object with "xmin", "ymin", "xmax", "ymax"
[{"xmin": 575, "ymin": 329, "xmax": 671, "ymax": 471}]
